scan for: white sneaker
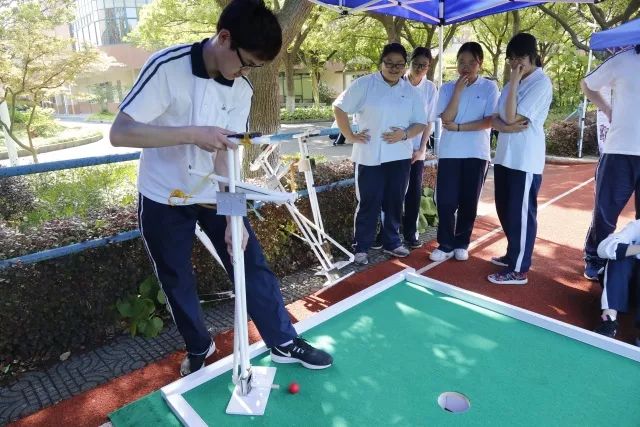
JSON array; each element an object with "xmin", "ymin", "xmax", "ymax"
[
  {"xmin": 180, "ymin": 341, "xmax": 216, "ymax": 377},
  {"xmin": 429, "ymin": 248, "xmax": 454, "ymax": 262},
  {"xmin": 454, "ymin": 249, "xmax": 469, "ymax": 261},
  {"xmin": 354, "ymin": 252, "xmax": 369, "ymax": 265}
]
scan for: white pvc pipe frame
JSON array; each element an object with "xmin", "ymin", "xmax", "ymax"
[
  {"xmin": 249, "ymin": 135, "xmax": 355, "ymax": 282},
  {"xmin": 177, "ymin": 141, "xmax": 297, "ymax": 395},
  {"xmin": 162, "ymin": 268, "xmax": 640, "ymax": 426}
]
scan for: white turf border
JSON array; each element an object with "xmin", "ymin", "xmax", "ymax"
[{"xmin": 161, "ymin": 267, "xmax": 639, "ymax": 426}]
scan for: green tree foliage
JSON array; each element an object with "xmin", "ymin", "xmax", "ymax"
[
  {"xmin": 125, "ymin": 0, "xmax": 221, "ymax": 50},
  {"xmin": 0, "ymin": 0, "xmax": 107, "ymax": 163},
  {"xmin": 540, "ymin": 0, "xmax": 640, "ymax": 52}
]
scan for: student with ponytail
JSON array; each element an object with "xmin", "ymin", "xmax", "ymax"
[{"xmin": 488, "ymin": 33, "xmax": 552, "ymax": 285}]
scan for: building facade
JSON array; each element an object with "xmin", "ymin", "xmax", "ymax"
[{"xmin": 54, "ymin": 0, "xmax": 153, "ymax": 114}]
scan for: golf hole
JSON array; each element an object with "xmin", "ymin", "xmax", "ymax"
[{"xmin": 437, "ymin": 392, "xmax": 470, "ymax": 413}]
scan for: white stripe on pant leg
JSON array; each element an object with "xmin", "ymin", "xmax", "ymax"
[
  {"xmin": 583, "ymin": 156, "xmax": 603, "ymax": 250},
  {"xmin": 353, "ymin": 163, "xmax": 361, "ymax": 241},
  {"xmin": 515, "ymin": 173, "xmax": 533, "ymax": 272},
  {"xmin": 601, "ymin": 262, "xmax": 610, "ymax": 310},
  {"xmin": 138, "ymin": 195, "xmax": 177, "ymax": 325}
]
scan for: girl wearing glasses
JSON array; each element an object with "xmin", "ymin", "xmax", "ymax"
[
  {"xmin": 333, "ymin": 43, "xmax": 427, "ymax": 265},
  {"xmin": 430, "ymin": 42, "xmax": 499, "ymax": 263},
  {"xmin": 488, "ymin": 33, "xmax": 552, "ymax": 285}
]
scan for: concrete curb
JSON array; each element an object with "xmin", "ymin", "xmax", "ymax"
[
  {"xmin": 0, "ymin": 133, "xmax": 103, "ymax": 160},
  {"xmin": 545, "ymin": 155, "xmax": 599, "ymax": 165}
]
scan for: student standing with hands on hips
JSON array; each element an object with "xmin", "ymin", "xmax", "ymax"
[
  {"xmin": 333, "ymin": 43, "xmax": 427, "ymax": 266},
  {"xmin": 374, "ymin": 46, "xmax": 438, "ymax": 250},
  {"xmin": 429, "ymin": 42, "xmax": 499, "ymax": 263},
  {"xmin": 488, "ymin": 33, "xmax": 552, "ymax": 285}
]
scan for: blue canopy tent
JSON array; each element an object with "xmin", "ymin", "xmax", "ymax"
[{"xmin": 591, "ymin": 16, "xmax": 640, "ymax": 50}]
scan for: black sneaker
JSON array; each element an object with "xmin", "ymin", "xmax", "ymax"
[
  {"xmin": 406, "ymin": 239, "xmax": 423, "ymax": 249},
  {"xmin": 180, "ymin": 341, "xmax": 216, "ymax": 377},
  {"xmin": 371, "ymin": 236, "xmax": 383, "ymax": 250},
  {"xmin": 271, "ymin": 337, "xmax": 333, "ymax": 370},
  {"xmin": 594, "ymin": 315, "xmax": 618, "ymax": 338}
]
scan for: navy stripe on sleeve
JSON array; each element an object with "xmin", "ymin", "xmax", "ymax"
[{"xmin": 120, "ymin": 45, "xmax": 191, "ymax": 111}]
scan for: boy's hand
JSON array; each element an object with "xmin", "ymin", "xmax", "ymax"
[
  {"xmin": 225, "ymin": 219, "xmax": 249, "ymax": 257},
  {"xmin": 190, "ymin": 126, "xmax": 238, "ymax": 152}
]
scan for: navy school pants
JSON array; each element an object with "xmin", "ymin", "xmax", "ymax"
[
  {"xmin": 401, "ymin": 159, "xmax": 426, "ymax": 242},
  {"xmin": 601, "ymin": 255, "xmax": 640, "ymax": 327},
  {"xmin": 138, "ymin": 194, "xmax": 297, "ymax": 355},
  {"xmin": 354, "ymin": 159, "xmax": 411, "ymax": 252},
  {"xmin": 493, "ymin": 164, "xmax": 542, "ymax": 273},
  {"xmin": 435, "ymin": 158, "xmax": 488, "ymax": 252},
  {"xmin": 584, "ymin": 154, "xmax": 640, "ymax": 264}
]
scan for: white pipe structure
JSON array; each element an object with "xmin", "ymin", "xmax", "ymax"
[
  {"xmin": 250, "ymin": 130, "xmax": 355, "ymax": 286},
  {"xmin": 295, "ymin": 131, "xmax": 325, "ymax": 235},
  {"xmin": 169, "ymin": 136, "xmax": 296, "ymax": 414},
  {"xmin": 432, "ymin": 20, "xmax": 444, "ymax": 156},
  {"xmin": 577, "ymin": 48, "xmax": 594, "ymax": 158},
  {"xmin": 226, "ymin": 147, "xmax": 253, "ymax": 397}
]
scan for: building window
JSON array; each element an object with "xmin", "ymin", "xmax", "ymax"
[
  {"xmin": 72, "ymin": 0, "xmax": 152, "ymax": 47},
  {"xmin": 278, "ymin": 73, "xmax": 314, "ymax": 104}
]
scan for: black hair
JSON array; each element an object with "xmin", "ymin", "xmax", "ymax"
[
  {"xmin": 379, "ymin": 43, "xmax": 407, "ymax": 64},
  {"xmin": 410, "ymin": 46, "xmax": 432, "ymax": 63},
  {"xmin": 506, "ymin": 32, "xmax": 542, "ymax": 67},
  {"xmin": 457, "ymin": 42, "xmax": 484, "ymax": 63},
  {"xmin": 635, "ymin": 44, "xmax": 640, "ymax": 54},
  {"xmin": 217, "ymin": 0, "xmax": 282, "ymax": 61}
]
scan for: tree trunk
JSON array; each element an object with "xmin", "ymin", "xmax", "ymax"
[
  {"xmin": 248, "ymin": 63, "xmax": 281, "ymax": 135},
  {"xmin": 372, "ymin": 14, "xmax": 403, "ymax": 43},
  {"xmin": 491, "ymin": 54, "xmax": 500, "ymax": 79},
  {"xmin": 284, "ymin": 53, "xmax": 295, "ymax": 112},
  {"xmin": 247, "ymin": 0, "xmax": 312, "ymax": 134},
  {"xmin": 26, "ymin": 104, "xmax": 39, "ymax": 163},
  {"xmin": 310, "ymin": 56, "xmax": 321, "ymax": 107}
]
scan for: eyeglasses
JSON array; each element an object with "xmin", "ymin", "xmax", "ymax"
[
  {"xmin": 457, "ymin": 60, "xmax": 479, "ymax": 68},
  {"xmin": 382, "ymin": 61, "xmax": 406, "ymax": 70},
  {"xmin": 412, "ymin": 62, "xmax": 430, "ymax": 70},
  {"xmin": 236, "ymin": 48, "xmax": 263, "ymax": 71},
  {"xmin": 506, "ymin": 56, "xmax": 527, "ymax": 62}
]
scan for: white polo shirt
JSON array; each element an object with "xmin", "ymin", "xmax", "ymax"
[
  {"xmin": 405, "ymin": 75, "xmax": 438, "ymax": 150},
  {"xmin": 494, "ymin": 67, "xmax": 552, "ymax": 174},
  {"xmin": 333, "ymin": 72, "xmax": 427, "ymax": 166},
  {"xmin": 584, "ymin": 48, "xmax": 640, "ymax": 156},
  {"xmin": 119, "ymin": 39, "xmax": 252, "ymax": 205},
  {"xmin": 435, "ymin": 76, "xmax": 499, "ymax": 160}
]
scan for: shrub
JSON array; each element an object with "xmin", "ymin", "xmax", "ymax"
[
  {"xmin": 280, "ymin": 106, "xmax": 334, "ymax": 122},
  {"xmin": 0, "ymin": 172, "xmax": 35, "ymax": 221},
  {"xmin": 546, "ymin": 111, "xmax": 598, "ymax": 157},
  {"xmin": 12, "ymin": 107, "xmax": 63, "ymax": 138},
  {"xmin": 318, "ymin": 81, "xmax": 337, "ymax": 105}
]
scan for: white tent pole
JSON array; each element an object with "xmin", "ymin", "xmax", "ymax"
[
  {"xmin": 0, "ymin": 100, "xmax": 19, "ymax": 166},
  {"xmin": 433, "ymin": 21, "xmax": 444, "ymax": 156},
  {"xmin": 577, "ymin": 48, "xmax": 593, "ymax": 158}
]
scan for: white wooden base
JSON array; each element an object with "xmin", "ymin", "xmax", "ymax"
[{"xmin": 225, "ymin": 366, "xmax": 277, "ymax": 416}]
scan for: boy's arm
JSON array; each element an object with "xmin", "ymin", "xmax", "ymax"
[
  {"xmin": 597, "ymin": 220, "xmax": 640, "ymax": 260},
  {"xmin": 110, "ymin": 112, "xmax": 236, "ymax": 152}
]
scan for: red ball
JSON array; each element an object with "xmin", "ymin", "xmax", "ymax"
[{"xmin": 288, "ymin": 382, "xmax": 300, "ymax": 394}]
